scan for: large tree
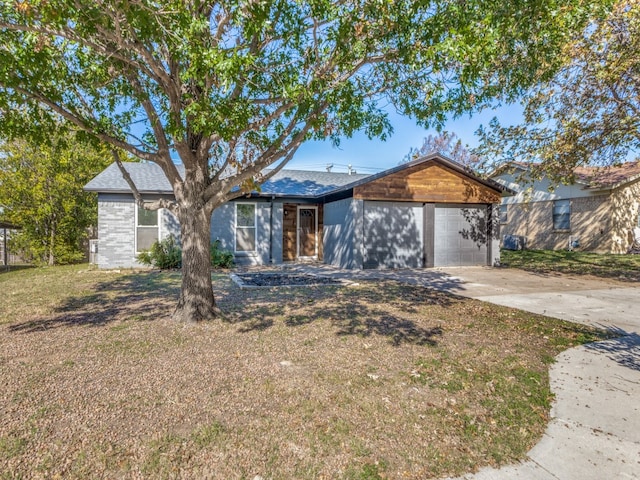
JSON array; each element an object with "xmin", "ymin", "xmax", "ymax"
[
  {"xmin": 402, "ymin": 132, "xmax": 482, "ymax": 169},
  {"xmin": 0, "ymin": 0, "xmax": 599, "ymax": 321},
  {"xmin": 0, "ymin": 133, "xmax": 112, "ymax": 265},
  {"xmin": 476, "ymin": 0, "xmax": 635, "ymax": 183}
]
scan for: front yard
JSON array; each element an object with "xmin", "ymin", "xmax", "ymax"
[
  {"xmin": 0, "ymin": 265, "xmax": 607, "ymax": 479},
  {"xmin": 500, "ymin": 249, "xmax": 640, "ymax": 282}
]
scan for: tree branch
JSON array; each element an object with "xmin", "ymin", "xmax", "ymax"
[
  {"xmin": 0, "ymin": 22, "xmax": 160, "ymax": 84},
  {"xmin": 111, "ymin": 150, "xmax": 177, "ymax": 212},
  {"xmin": 211, "ymin": 111, "xmax": 319, "ymax": 204},
  {"xmin": 609, "ymin": 83, "xmax": 640, "ymax": 117},
  {"xmin": 8, "ymin": 84, "xmax": 159, "ymax": 162},
  {"xmin": 127, "ymin": 74, "xmax": 175, "ymax": 164}
]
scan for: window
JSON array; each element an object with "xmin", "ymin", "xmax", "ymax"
[
  {"xmin": 235, "ymin": 203, "xmax": 256, "ymax": 252},
  {"xmin": 553, "ymin": 199, "xmax": 570, "ymax": 230},
  {"xmin": 499, "ymin": 204, "xmax": 508, "ymax": 224},
  {"xmin": 136, "ymin": 206, "xmax": 158, "ymax": 252}
]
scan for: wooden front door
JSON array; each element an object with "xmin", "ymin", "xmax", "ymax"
[{"xmin": 297, "ymin": 207, "xmax": 317, "ymax": 258}]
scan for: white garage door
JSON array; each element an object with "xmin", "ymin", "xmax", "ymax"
[
  {"xmin": 363, "ymin": 201, "xmax": 423, "ymax": 269},
  {"xmin": 434, "ymin": 205, "xmax": 488, "ymax": 267}
]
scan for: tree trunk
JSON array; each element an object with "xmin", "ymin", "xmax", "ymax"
[
  {"xmin": 172, "ymin": 207, "xmax": 219, "ymax": 322},
  {"xmin": 48, "ymin": 220, "xmax": 56, "ymax": 266}
]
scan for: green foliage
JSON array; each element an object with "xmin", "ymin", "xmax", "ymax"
[
  {"xmin": 137, "ymin": 237, "xmax": 233, "ymax": 270},
  {"xmin": 0, "ymin": 0, "xmax": 599, "ymax": 177},
  {"xmin": 477, "ymin": 1, "xmax": 635, "ymax": 180},
  {"xmin": 190, "ymin": 421, "xmax": 225, "ymax": 448},
  {"xmin": 137, "ymin": 235, "xmax": 182, "ymax": 269},
  {"xmin": 0, "ymin": 132, "xmax": 112, "ymax": 265},
  {"xmin": 344, "ymin": 460, "xmax": 387, "ymax": 480},
  {"xmin": 210, "ymin": 240, "xmax": 234, "ymax": 269},
  {"xmin": 0, "ymin": 434, "xmax": 27, "ymax": 460}
]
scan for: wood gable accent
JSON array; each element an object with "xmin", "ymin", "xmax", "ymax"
[{"xmin": 353, "ymin": 160, "xmax": 501, "ymax": 204}]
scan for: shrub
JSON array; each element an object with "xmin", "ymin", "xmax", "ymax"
[
  {"xmin": 136, "ymin": 235, "xmax": 182, "ymax": 269},
  {"xmin": 210, "ymin": 240, "xmax": 234, "ymax": 268}
]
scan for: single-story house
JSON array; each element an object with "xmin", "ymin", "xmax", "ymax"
[
  {"xmin": 490, "ymin": 161, "xmax": 640, "ymax": 253},
  {"xmin": 84, "ymin": 154, "xmax": 506, "ymax": 269}
]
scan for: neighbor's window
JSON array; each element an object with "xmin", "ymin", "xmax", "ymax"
[
  {"xmin": 553, "ymin": 199, "xmax": 571, "ymax": 230},
  {"xmin": 499, "ymin": 204, "xmax": 508, "ymax": 224},
  {"xmin": 137, "ymin": 206, "xmax": 159, "ymax": 252},
  {"xmin": 235, "ymin": 203, "xmax": 256, "ymax": 252}
]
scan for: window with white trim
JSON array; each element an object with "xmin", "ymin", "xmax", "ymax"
[
  {"xmin": 552, "ymin": 199, "xmax": 570, "ymax": 230},
  {"xmin": 235, "ymin": 203, "xmax": 256, "ymax": 252},
  {"xmin": 136, "ymin": 206, "xmax": 159, "ymax": 252}
]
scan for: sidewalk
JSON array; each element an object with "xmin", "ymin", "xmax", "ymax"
[{"xmin": 447, "ymin": 334, "xmax": 640, "ymax": 480}]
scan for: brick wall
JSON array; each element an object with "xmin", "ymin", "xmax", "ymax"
[
  {"xmin": 97, "ymin": 194, "xmax": 138, "ymax": 268},
  {"xmin": 501, "ymin": 194, "xmax": 612, "ymax": 252},
  {"xmin": 610, "ymin": 181, "xmax": 640, "ymax": 254}
]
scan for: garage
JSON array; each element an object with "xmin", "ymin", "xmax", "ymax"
[
  {"xmin": 363, "ymin": 201, "xmax": 423, "ymax": 269},
  {"xmin": 433, "ymin": 205, "xmax": 488, "ymax": 267},
  {"xmin": 322, "ymin": 154, "xmax": 506, "ymax": 269},
  {"xmin": 360, "ymin": 202, "xmax": 489, "ymax": 269}
]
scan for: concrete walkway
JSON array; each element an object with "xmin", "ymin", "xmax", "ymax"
[
  {"xmin": 288, "ymin": 265, "xmax": 640, "ymax": 479},
  {"xmin": 438, "ymin": 268, "xmax": 640, "ymax": 480}
]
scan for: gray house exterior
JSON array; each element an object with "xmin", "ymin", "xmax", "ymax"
[{"xmin": 85, "ymin": 154, "xmax": 505, "ymax": 270}]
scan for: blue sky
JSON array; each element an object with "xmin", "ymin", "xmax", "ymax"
[{"xmin": 288, "ymin": 103, "xmax": 523, "ymax": 173}]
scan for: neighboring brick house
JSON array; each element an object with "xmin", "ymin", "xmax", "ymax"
[{"xmin": 491, "ymin": 162, "xmax": 640, "ymax": 254}]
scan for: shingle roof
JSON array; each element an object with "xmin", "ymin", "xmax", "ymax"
[
  {"xmin": 259, "ymin": 169, "xmax": 370, "ymax": 196},
  {"xmin": 574, "ymin": 161, "xmax": 640, "ymax": 188},
  {"xmin": 491, "ymin": 160, "xmax": 640, "ymax": 189},
  {"xmin": 321, "ymin": 152, "xmax": 509, "ymax": 197},
  {"xmin": 85, "ymin": 153, "xmax": 507, "ymax": 199},
  {"xmin": 84, "ymin": 162, "xmax": 179, "ymax": 193},
  {"xmin": 84, "ymin": 162, "xmax": 371, "ymax": 197}
]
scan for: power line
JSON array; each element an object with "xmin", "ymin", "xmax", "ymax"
[{"xmin": 289, "ymin": 162, "xmax": 385, "ymax": 173}]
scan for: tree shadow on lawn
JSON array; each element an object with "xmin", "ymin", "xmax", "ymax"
[
  {"xmin": 510, "ymin": 263, "xmax": 640, "ymax": 283},
  {"xmin": 501, "ymin": 250, "xmax": 640, "ymax": 283},
  {"xmin": 584, "ymin": 327, "xmax": 640, "ymax": 372},
  {"xmin": 9, "ymin": 271, "xmax": 450, "ymax": 348},
  {"xmin": 221, "ymin": 281, "xmax": 456, "ymax": 347},
  {"xmin": 8, "ymin": 272, "xmax": 180, "ymax": 333}
]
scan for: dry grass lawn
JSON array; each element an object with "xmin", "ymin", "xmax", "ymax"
[
  {"xmin": 501, "ymin": 249, "xmax": 640, "ymax": 282},
  {"xmin": 0, "ymin": 265, "xmax": 609, "ymax": 479}
]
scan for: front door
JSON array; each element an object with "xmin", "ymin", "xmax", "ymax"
[{"xmin": 297, "ymin": 207, "xmax": 318, "ymax": 258}]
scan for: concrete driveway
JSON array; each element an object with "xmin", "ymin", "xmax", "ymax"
[
  {"xmin": 438, "ymin": 266, "xmax": 640, "ymax": 334},
  {"xmin": 290, "ymin": 264, "xmax": 640, "ymax": 479},
  {"xmin": 421, "ymin": 267, "xmax": 640, "ymax": 480},
  {"xmin": 293, "ymin": 264, "xmax": 640, "ymax": 334}
]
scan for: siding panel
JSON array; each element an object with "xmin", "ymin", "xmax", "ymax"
[{"xmin": 354, "ymin": 162, "xmax": 501, "ymax": 204}]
